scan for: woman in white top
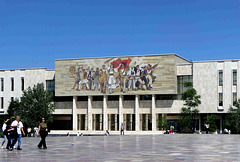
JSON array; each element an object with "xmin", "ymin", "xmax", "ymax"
[{"xmin": 1, "ymin": 119, "xmax": 9, "ymax": 149}]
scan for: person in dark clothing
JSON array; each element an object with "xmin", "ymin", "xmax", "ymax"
[
  {"xmin": 5, "ymin": 120, "xmax": 14, "ymax": 151},
  {"xmin": 37, "ymin": 118, "xmax": 48, "ymax": 149}
]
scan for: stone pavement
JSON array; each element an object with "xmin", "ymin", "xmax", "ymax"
[{"xmin": 0, "ymin": 134, "xmax": 240, "ymax": 161}]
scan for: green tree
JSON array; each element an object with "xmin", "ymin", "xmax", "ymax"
[
  {"xmin": 7, "ymin": 98, "xmax": 20, "ymax": 118},
  {"xmin": 226, "ymin": 99, "xmax": 240, "ymax": 134},
  {"xmin": 180, "ymin": 82, "xmax": 201, "ymax": 132},
  {"xmin": 179, "ymin": 107, "xmax": 192, "ymax": 130},
  {"xmin": 205, "ymin": 114, "xmax": 217, "ymax": 132},
  {"xmin": 158, "ymin": 115, "xmax": 168, "ymax": 132},
  {"xmin": 12, "ymin": 83, "xmax": 55, "ymax": 128}
]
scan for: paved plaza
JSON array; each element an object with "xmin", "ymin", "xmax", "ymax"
[{"xmin": 0, "ymin": 134, "xmax": 240, "ymax": 161}]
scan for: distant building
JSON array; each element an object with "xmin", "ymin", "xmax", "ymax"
[{"xmin": 0, "ymin": 54, "xmax": 239, "ymax": 133}]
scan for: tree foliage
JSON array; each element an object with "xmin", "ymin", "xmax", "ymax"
[
  {"xmin": 226, "ymin": 99, "xmax": 240, "ymax": 134},
  {"xmin": 7, "ymin": 98, "xmax": 20, "ymax": 118},
  {"xmin": 180, "ymin": 82, "xmax": 201, "ymax": 132},
  {"xmin": 179, "ymin": 107, "xmax": 192, "ymax": 129},
  {"xmin": 158, "ymin": 115, "xmax": 168, "ymax": 131},
  {"xmin": 7, "ymin": 83, "xmax": 55, "ymax": 128},
  {"xmin": 181, "ymin": 82, "xmax": 201, "ymax": 109},
  {"xmin": 205, "ymin": 114, "xmax": 217, "ymax": 132}
]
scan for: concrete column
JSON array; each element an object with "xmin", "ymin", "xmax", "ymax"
[
  {"xmin": 220, "ymin": 114, "xmax": 223, "ymax": 133},
  {"xmin": 130, "ymin": 114, "xmax": 133, "ymax": 130},
  {"xmin": 135, "ymin": 95, "xmax": 140, "ymax": 131},
  {"xmin": 162, "ymin": 114, "xmax": 165, "ymax": 131},
  {"xmin": 146, "ymin": 114, "xmax": 148, "ymax": 131},
  {"xmin": 73, "ymin": 96, "xmax": 77, "ymax": 131},
  {"xmin": 108, "ymin": 115, "xmax": 110, "ymax": 130},
  {"xmin": 88, "ymin": 96, "xmax": 93, "ymax": 131},
  {"xmin": 85, "ymin": 115, "xmax": 88, "ymax": 130},
  {"xmin": 119, "ymin": 95, "xmax": 123, "ymax": 130},
  {"xmin": 152, "ymin": 94, "xmax": 156, "ymax": 131},
  {"xmin": 139, "ymin": 114, "xmax": 142, "ymax": 130},
  {"xmin": 199, "ymin": 115, "xmax": 201, "ymax": 131},
  {"xmin": 100, "ymin": 114, "xmax": 103, "ymax": 130},
  {"xmin": 103, "ymin": 95, "xmax": 108, "ymax": 131},
  {"xmin": 115, "ymin": 114, "xmax": 118, "ymax": 130}
]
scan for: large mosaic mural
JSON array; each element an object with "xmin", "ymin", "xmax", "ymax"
[{"xmin": 55, "ymin": 54, "xmax": 179, "ymax": 96}]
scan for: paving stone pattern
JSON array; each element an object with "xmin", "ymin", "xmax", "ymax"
[{"xmin": 0, "ymin": 134, "xmax": 240, "ymax": 161}]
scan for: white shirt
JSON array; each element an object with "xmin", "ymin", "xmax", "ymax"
[
  {"xmin": 11, "ymin": 120, "xmax": 24, "ymax": 134},
  {"xmin": 2, "ymin": 123, "xmax": 6, "ymax": 131},
  {"xmin": 34, "ymin": 127, "xmax": 38, "ymax": 133}
]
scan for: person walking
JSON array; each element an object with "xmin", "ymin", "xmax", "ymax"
[
  {"xmin": 12, "ymin": 116, "xmax": 25, "ymax": 150},
  {"xmin": 172, "ymin": 125, "xmax": 175, "ymax": 134},
  {"xmin": 37, "ymin": 118, "xmax": 48, "ymax": 149},
  {"xmin": 120, "ymin": 123, "xmax": 124, "ymax": 135},
  {"xmin": 34, "ymin": 126, "xmax": 38, "ymax": 137},
  {"xmin": 205, "ymin": 123, "xmax": 210, "ymax": 134},
  {"xmin": 5, "ymin": 119, "xmax": 14, "ymax": 151},
  {"xmin": 1, "ymin": 119, "xmax": 9, "ymax": 149}
]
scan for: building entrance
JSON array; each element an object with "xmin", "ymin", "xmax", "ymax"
[
  {"xmin": 78, "ymin": 114, "xmax": 88, "ymax": 130},
  {"xmin": 140, "ymin": 114, "xmax": 152, "ymax": 131},
  {"xmin": 108, "ymin": 114, "xmax": 119, "ymax": 131},
  {"xmin": 92, "ymin": 114, "xmax": 103, "ymax": 130},
  {"xmin": 123, "ymin": 114, "xmax": 135, "ymax": 131}
]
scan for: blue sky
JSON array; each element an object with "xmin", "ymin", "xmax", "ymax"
[{"xmin": 0, "ymin": 0, "xmax": 239, "ymax": 69}]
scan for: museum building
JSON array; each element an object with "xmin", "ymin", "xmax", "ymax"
[{"xmin": 0, "ymin": 54, "xmax": 239, "ymax": 134}]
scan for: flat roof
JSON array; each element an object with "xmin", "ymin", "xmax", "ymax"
[
  {"xmin": 0, "ymin": 68, "xmax": 51, "ymax": 71},
  {"xmin": 193, "ymin": 59, "xmax": 240, "ymax": 63},
  {"xmin": 55, "ymin": 53, "xmax": 192, "ymax": 63}
]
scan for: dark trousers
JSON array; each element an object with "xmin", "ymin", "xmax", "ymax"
[
  {"xmin": 121, "ymin": 130, "xmax": 124, "ymax": 135},
  {"xmin": 7, "ymin": 135, "xmax": 12, "ymax": 149},
  {"xmin": 38, "ymin": 131, "xmax": 48, "ymax": 148},
  {"xmin": 206, "ymin": 128, "xmax": 209, "ymax": 134},
  {"xmin": 142, "ymin": 78, "xmax": 149, "ymax": 90}
]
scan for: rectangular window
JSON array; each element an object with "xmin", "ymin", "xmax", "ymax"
[
  {"xmin": 140, "ymin": 95, "xmax": 152, "ymax": 100},
  {"xmin": 46, "ymin": 80, "xmax": 55, "ymax": 92},
  {"xmin": 108, "ymin": 95, "xmax": 119, "ymax": 101},
  {"xmin": 11, "ymin": 97, "xmax": 14, "ymax": 102},
  {"xmin": 21, "ymin": 77, "xmax": 24, "ymax": 91},
  {"xmin": 11, "ymin": 77, "xmax": 14, "ymax": 91},
  {"xmin": 77, "ymin": 96, "xmax": 88, "ymax": 101},
  {"xmin": 233, "ymin": 92, "xmax": 237, "ymax": 107},
  {"xmin": 1, "ymin": 78, "xmax": 3, "ymax": 91},
  {"xmin": 124, "ymin": 95, "xmax": 135, "ymax": 100},
  {"xmin": 1, "ymin": 97, "xmax": 3, "ymax": 108},
  {"xmin": 233, "ymin": 70, "xmax": 237, "ymax": 86},
  {"xmin": 177, "ymin": 75, "xmax": 193, "ymax": 99},
  {"xmin": 219, "ymin": 70, "xmax": 223, "ymax": 86},
  {"xmin": 92, "ymin": 96, "xmax": 103, "ymax": 101},
  {"xmin": 219, "ymin": 93, "xmax": 223, "ymax": 106}
]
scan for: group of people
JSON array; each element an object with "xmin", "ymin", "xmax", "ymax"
[
  {"xmin": 1, "ymin": 116, "xmax": 24, "ymax": 151},
  {"xmin": 70, "ymin": 58, "xmax": 159, "ymax": 94},
  {"xmin": 1, "ymin": 116, "xmax": 49, "ymax": 151}
]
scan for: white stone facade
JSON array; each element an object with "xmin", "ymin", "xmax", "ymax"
[
  {"xmin": 0, "ymin": 68, "xmax": 54, "ymax": 113},
  {"xmin": 1, "ymin": 55, "xmax": 240, "ymax": 133}
]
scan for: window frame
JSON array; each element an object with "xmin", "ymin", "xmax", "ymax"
[
  {"xmin": 219, "ymin": 93, "xmax": 223, "ymax": 106},
  {"xmin": 233, "ymin": 70, "xmax": 237, "ymax": 86},
  {"xmin": 219, "ymin": 70, "xmax": 223, "ymax": 86},
  {"xmin": 1, "ymin": 78, "xmax": 3, "ymax": 91},
  {"xmin": 11, "ymin": 77, "xmax": 14, "ymax": 91}
]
